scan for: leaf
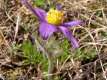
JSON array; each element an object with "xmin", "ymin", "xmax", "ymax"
[
  {"xmin": 21, "ymin": 40, "xmax": 47, "ymax": 65},
  {"xmin": 33, "ymin": 0, "xmax": 45, "ymax": 7}
]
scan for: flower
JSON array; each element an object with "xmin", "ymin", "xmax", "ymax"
[{"xmin": 21, "ymin": 0, "xmax": 82, "ymax": 48}]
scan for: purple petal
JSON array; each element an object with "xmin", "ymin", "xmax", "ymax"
[
  {"xmin": 62, "ymin": 20, "xmax": 82, "ymax": 27},
  {"xmin": 34, "ymin": 8, "xmax": 46, "ymax": 21},
  {"xmin": 39, "ymin": 22, "xmax": 57, "ymax": 40},
  {"xmin": 56, "ymin": 3, "xmax": 62, "ymax": 10},
  {"xmin": 21, "ymin": 0, "xmax": 46, "ymax": 21},
  {"xmin": 59, "ymin": 26, "xmax": 79, "ymax": 48}
]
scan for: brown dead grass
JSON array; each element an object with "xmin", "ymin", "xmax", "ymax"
[{"xmin": 0, "ymin": 0, "xmax": 107, "ymax": 80}]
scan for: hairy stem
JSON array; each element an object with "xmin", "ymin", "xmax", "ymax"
[
  {"xmin": 34, "ymin": 38, "xmax": 54, "ymax": 80},
  {"xmin": 48, "ymin": 58, "xmax": 54, "ymax": 80}
]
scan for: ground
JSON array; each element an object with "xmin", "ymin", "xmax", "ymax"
[{"xmin": 0, "ymin": 0, "xmax": 107, "ymax": 80}]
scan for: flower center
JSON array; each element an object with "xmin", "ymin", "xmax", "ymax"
[{"xmin": 46, "ymin": 8, "xmax": 64, "ymax": 25}]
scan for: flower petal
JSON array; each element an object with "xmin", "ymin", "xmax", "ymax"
[
  {"xmin": 56, "ymin": 3, "xmax": 62, "ymax": 10},
  {"xmin": 39, "ymin": 22, "xmax": 57, "ymax": 40},
  {"xmin": 34, "ymin": 8, "xmax": 46, "ymax": 21},
  {"xmin": 21, "ymin": 0, "xmax": 46, "ymax": 21},
  {"xmin": 59, "ymin": 26, "xmax": 79, "ymax": 48},
  {"xmin": 63, "ymin": 20, "xmax": 82, "ymax": 27}
]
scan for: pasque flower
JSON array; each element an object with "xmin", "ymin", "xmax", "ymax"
[{"xmin": 21, "ymin": 0, "xmax": 82, "ymax": 48}]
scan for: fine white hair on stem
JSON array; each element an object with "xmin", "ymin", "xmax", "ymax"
[{"xmin": 34, "ymin": 37, "xmax": 54, "ymax": 80}]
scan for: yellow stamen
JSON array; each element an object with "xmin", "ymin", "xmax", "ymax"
[{"xmin": 46, "ymin": 8, "xmax": 64, "ymax": 25}]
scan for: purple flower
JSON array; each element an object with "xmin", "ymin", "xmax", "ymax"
[{"xmin": 21, "ymin": 0, "xmax": 82, "ymax": 48}]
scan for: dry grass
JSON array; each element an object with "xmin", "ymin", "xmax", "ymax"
[{"xmin": 0, "ymin": 0, "xmax": 107, "ymax": 80}]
